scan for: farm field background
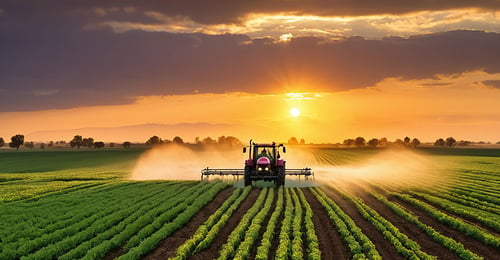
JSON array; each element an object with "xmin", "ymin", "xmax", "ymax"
[{"xmin": 0, "ymin": 147, "xmax": 499, "ymax": 259}]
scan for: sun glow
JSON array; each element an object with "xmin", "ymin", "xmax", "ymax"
[{"xmin": 290, "ymin": 107, "xmax": 301, "ymax": 117}]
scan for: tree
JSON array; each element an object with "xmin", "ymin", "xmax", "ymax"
[
  {"xmin": 94, "ymin": 141, "xmax": 105, "ymax": 148},
  {"xmin": 218, "ymin": 136, "xmax": 242, "ymax": 146},
  {"xmin": 82, "ymin": 137, "xmax": 94, "ymax": 148},
  {"xmin": 404, "ymin": 136, "xmax": 411, "ymax": 145},
  {"xmin": 367, "ymin": 138, "xmax": 379, "ymax": 147},
  {"xmin": 393, "ymin": 139, "xmax": 405, "ymax": 147},
  {"xmin": 0, "ymin": 137, "xmax": 4, "ymax": 147},
  {"xmin": 146, "ymin": 136, "xmax": 162, "ymax": 145},
  {"xmin": 379, "ymin": 137, "xmax": 388, "ymax": 146},
  {"xmin": 123, "ymin": 141, "xmax": 131, "ymax": 148},
  {"xmin": 343, "ymin": 139, "xmax": 355, "ymax": 146},
  {"xmin": 299, "ymin": 138, "xmax": 305, "ymax": 145},
  {"xmin": 202, "ymin": 137, "xmax": 217, "ymax": 145},
  {"xmin": 9, "ymin": 134, "xmax": 24, "ymax": 150},
  {"xmin": 40, "ymin": 143, "xmax": 45, "ymax": 149},
  {"xmin": 434, "ymin": 138, "xmax": 445, "ymax": 146},
  {"xmin": 355, "ymin": 137, "xmax": 366, "ymax": 147},
  {"xmin": 410, "ymin": 138, "xmax": 421, "ymax": 148},
  {"xmin": 288, "ymin": 137, "xmax": 299, "ymax": 145},
  {"xmin": 445, "ymin": 137, "xmax": 457, "ymax": 147},
  {"xmin": 70, "ymin": 135, "xmax": 83, "ymax": 148},
  {"xmin": 24, "ymin": 141, "xmax": 34, "ymax": 149},
  {"xmin": 173, "ymin": 136, "xmax": 184, "ymax": 145}
]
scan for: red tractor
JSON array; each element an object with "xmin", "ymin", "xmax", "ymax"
[{"xmin": 201, "ymin": 140, "xmax": 313, "ymax": 186}]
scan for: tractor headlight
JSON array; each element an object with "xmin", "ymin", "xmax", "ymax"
[
  {"xmin": 265, "ymin": 167, "xmax": 269, "ymax": 171},
  {"xmin": 258, "ymin": 167, "xmax": 262, "ymax": 171}
]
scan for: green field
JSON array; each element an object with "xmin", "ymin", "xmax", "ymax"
[{"xmin": 0, "ymin": 147, "xmax": 498, "ymax": 259}]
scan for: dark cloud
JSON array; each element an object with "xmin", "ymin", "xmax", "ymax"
[
  {"xmin": 482, "ymin": 80, "xmax": 500, "ymax": 89},
  {"xmin": 0, "ymin": 1, "xmax": 500, "ymax": 111}
]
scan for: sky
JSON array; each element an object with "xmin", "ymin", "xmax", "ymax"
[{"xmin": 0, "ymin": 1, "xmax": 499, "ymax": 143}]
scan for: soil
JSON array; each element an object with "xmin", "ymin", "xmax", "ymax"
[
  {"xmin": 388, "ymin": 194, "xmax": 499, "ymax": 259},
  {"xmin": 302, "ymin": 188, "xmax": 350, "ymax": 259},
  {"xmin": 352, "ymin": 189, "xmax": 459, "ymax": 259},
  {"xmin": 142, "ymin": 187, "xmax": 234, "ymax": 259},
  {"xmin": 189, "ymin": 188, "xmax": 261, "ymax": 259},
  {"xmin": 322, "ymin": 187, "xmax": 405, "ymax": 260}
]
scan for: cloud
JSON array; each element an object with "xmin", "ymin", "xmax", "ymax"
[
  {"xmin": 0, "ymin": 28, "xmax": 499, "ymax": 111},
  {"xmin": 481, "ymin": 80, "xmax": 500, "ymax": 89}
]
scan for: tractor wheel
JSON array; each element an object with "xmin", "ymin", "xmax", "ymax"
[
  {"xmin": 244, "ymin": 166, "xmax": 252, "ymax": 186},
  {"xmin": 276, "ymin": 166, "xmax": 285, "ymax": 187}
]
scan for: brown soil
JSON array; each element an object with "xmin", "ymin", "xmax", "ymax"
[
  {"xmin": 189, "ymin": 188, "xmax": 261, "ymax": 260},
  {"xmin": 302, "ymin": 188, "xmax": 350, "ymax": 259},
  {"xmin": 142, "ymin": 187, "xmax": 234, "ymax": 259},
  {"xmin": 352, "ymin": 189, "xmax": 459, "ymax": 259},
  {"xmin": 322, "ymin": 187, "xmax": 405, "ymax": 260},
  {"xmin": 388, "ymin": 194, "xmax": 499, "ymax": 259}
]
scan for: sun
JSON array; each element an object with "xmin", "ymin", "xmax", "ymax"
[{"xmin": 290, "ymin": 107, "xmax": 300, "ymax": 117}]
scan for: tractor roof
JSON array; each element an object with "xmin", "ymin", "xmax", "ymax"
[{"xmin": 253, "ymin": 142, "xmax": 281, "ymax": 147}]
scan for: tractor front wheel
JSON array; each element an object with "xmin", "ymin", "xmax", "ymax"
[
  {"xmin": 276, "ymin": 166, "xmax": 285, "ymax": 187},
  {"xmin": 244, "ymin": 166, "xmax": 252, "ymax": 186}
]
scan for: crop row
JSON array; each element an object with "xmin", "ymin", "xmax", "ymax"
[
  {"xmin": 233, "ymin": 187, "xmax": 275, "ymax": 259},
  {"xmin": 59, "ymin": 182, "xmax": 211, "ymax": 260},
  {"xmin": 255, "ymin": 187, "xmax": 284, "ymax": 260},
  {"xmin": 172, "ymin": 186, "xmax": 251, "ymax": 259},
  {"xmin": 374, "ymin": 193, "xmax": 482, "ymax": 260},
  {"xmin": 392, "ymin": 192, "xmax": 500, "ymax": 249},
  {"xmin": 0, "ymin": 182, "xmax": 182, "ymax": 259},
  {"xmin": 275, "ymin": 187, "xmax": 294, "ymax": 259},
  {"xmin": 115, "ymin": 182, "xmax": 229, "ymax": 260},
  {"xmin": 406, "ymin": 191, "xmax": 500, "ymax": 231},
  {"xmin": 216, "ymin": 188, "xmax": 270, "ymax": 260},
  {"xmin": 334, "ymin": 188, "xmax": 435, "ymax": 259},
  {"xmin": 421, "ymin": 189, "xmax": 500, "ymax": 216},
  {"xmin": 20, "ymin": 182, "xmax": 208, "ymax": 260},
  {"xmin": 310, "ymin": 187, "xmax": 381, "ymax": 259},
  {"xmin": 296, "ymin": 188, "xmax": 321, "ymax": 260}
]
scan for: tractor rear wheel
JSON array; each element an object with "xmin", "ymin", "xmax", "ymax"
[
  {"xmin": 244, "ymin": 166, "xmax": 252, "ymax": 186},
  {"xmin": 276, "ymin": 166, "xmax": 285, "ymax": 186}
]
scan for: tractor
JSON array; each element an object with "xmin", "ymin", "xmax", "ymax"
[{"xmin": 201, "ymin": 140, "xmax": 313, "ymax": 186}]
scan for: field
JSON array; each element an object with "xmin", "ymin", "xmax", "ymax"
[{"xmin": 0, "ymin": 147, "xmax": 499, "ymax": 259}]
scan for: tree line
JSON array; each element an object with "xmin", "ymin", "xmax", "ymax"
[{"xmin": 0, "ymin": 134, "xmax": 498, "ymax": 150}]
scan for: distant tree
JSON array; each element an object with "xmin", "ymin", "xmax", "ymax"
[
  {"xmin": 434, "ymin": 138, "xmax": 446, "ymax": 146},
  {"xmin": 367, "ymin": 138, "xmax": 379, "ymax": 147},
  {"xmin": 393, "ymin": 139, "xmax": 405, "ymax": 147},
  {"xmin": 404, "ymin": 136, "xmax": 411, "ymax": 145},
  {"xmin": 40, "ymin": 143, "xmax": 46, "ymax": 149},
  {"xmin": 0, "ymin": 137, "xmax": 4, "ymax": 147},
  {"xmin": 82, "ymin": 137, "xmax": 94, "ymax": 148},
  {"xmin": 173, "ymin": 136, "xmax": 184, "ymax": 145},
  {"xmin": 194, "ymin": 136, "xmax": 201, "ymax": 144},
  {"xmin": 109, "ymin": 142, "xmax": 115, "ymax": 148},
  {"xmin": 457, "ymin": 140, "xmax": 472, "ymax": 146},
  {"xmin": 288, "ymin": 137, "xmax": 299, "ymax": 145},
  {"xmin": 123, "ymin": 141, "xmax": 131, "ymax": 148},
  {"xmin": 70, "ymin": 135, "xmax": 83, "ymax": 148},
  {"xmin": 24, "ymin": 141, "xmax": 34, "ymax": 149},
  {"xmin": 146, "ymin": 136, "xmax": 162, "ymax": 145},
  {"xmin": 218, "ymin": 136, "xmax": 242, "ymax": 146},
  {"xmin": 343, "ymin": 139, "xmax": 355, "ymax": 146},
  {"xmin": 48, "ymin": 141, "xmax": 54, "ymax": 148},
  {"xmin": 354, "ymin": 137, "xmax": 366, "ymax": 147},
  {"xmin": 202, "ymin": 137, "xmax": 217, "ymax": 145},
  {"xmin": 9, "ymin": 134, "xmax": 24, "ymax": 150},
  {"xmin": 445, "ymin": 137, "xmax": 457, "ymax": 147},
  {"xmin": 410, "ymin": 138, "xmax": 421, "ymax": 148},
  {"xmin": 94, "ymin": 141, "xmax": 105, "ymax": 148},
  {"xmin": 378, "ymin": 137, "xmax": 388, "ymax": 146},
  {"xmin": 299, "ymin": 138, "xmax": 305, "ymax": 145},
  {"xmin": 497, "ymin": 141, "xmax": 500, "ymax": 145}
]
